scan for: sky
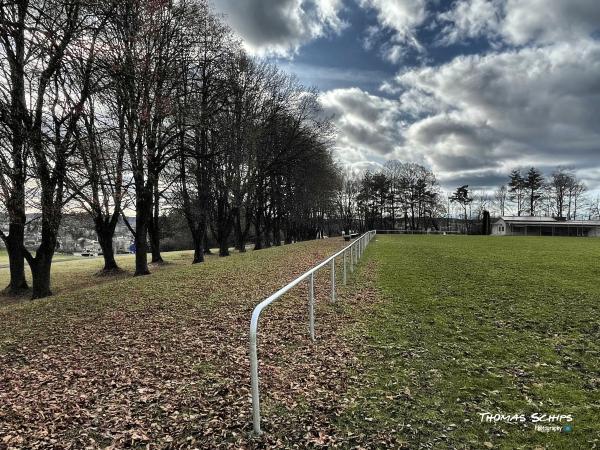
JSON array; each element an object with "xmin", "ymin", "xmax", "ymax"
[{"xmin": 212, "ymin": 0, "xmax": 600, "ymax": 193}]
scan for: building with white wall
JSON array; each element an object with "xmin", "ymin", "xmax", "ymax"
[{"xmin": 492, "ymin": 216, "xmax": 600, "ymax": 237}]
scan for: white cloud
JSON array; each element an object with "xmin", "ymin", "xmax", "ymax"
[
  {"xmin": 438, "ymin": 0, "xmax": 502, "ymax": 45},
  {"xmin": 399, "ymin": 39, "xmax": 600, "ymax": 184},
  {"xmin": 440, "ymin": 0, "xmax": 600, "ymax": 46},
  {"xmin": 213, "ymin": 0, "xmax": 345, "ymax": 57},
  {"xmin": 325, "ymin": 39, "xmax": 600, "ymax": 188},
  {"xmin": 319, "ymin": 87, "xmax": 405, "ymax": 169},
  {"xmin": 502, "ymin": 0, "xmax": 600, "ymax": 45},
  {"xmin": 359, "ymin": 0, "xmax": 427, "ymax": 62}
]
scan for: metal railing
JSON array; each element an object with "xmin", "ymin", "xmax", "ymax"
[
  {"xmin": 376, "ymin": 229, "xmax": 462, "ymax": 235},
  {"xmin": 249, "ymin": 230, "xmax": 376, "ymax": 434}
]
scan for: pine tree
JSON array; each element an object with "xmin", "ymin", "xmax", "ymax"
[{"xmin": 524, "ymin": 167, "xmax": 544, "ymax": 216}]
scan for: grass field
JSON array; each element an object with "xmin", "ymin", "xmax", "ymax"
[
  {"xmin": 0, "ymin": 250, "xmax": 199, "ymax": 301},
  {"xmin": 0, "ymin": 235, "xmax": 598, "ymax": 448},
  {"xmin": 337, "ymin": 235, "xmax": 600, "ymax": 448},
  {"xmin": 0, "ymin": 248, "xmax": 98, "ymax": 268}
]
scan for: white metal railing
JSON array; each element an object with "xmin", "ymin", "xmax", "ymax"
[
  {"xmin": 376, "ymin": 229, "xmax": 461, "ymax": 235},
  {"xmin": 249, "ymin": 230, "xmax": 376, "ymax": 434}
]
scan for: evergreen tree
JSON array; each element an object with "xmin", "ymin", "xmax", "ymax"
[
  {"xmin": 450, "ymin": 185, "xmax": 473, "ymax": 232},
  {"xmin": 524, "ymin": 167, "xmax": 544, "ymax": 216}
]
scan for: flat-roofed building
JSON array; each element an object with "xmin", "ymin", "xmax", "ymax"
[{"xmin": 492, "ymin": 216, "xmax": 600, "ymax": 237}]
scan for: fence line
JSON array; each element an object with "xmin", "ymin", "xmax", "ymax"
[
  {"xmin": 248, "ymin": 230, "xmax": 377, "ymax": 435},
  {"xmin": 376, "ymin": 229, "xmax": 462, "ymax": 235}
]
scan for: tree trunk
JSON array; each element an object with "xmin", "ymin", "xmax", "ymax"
[
  {"xmin": 253, "ymin": 212, "xmax": 263, "ymax": 250},
  {"xmin": 3, "ymin": 7, "xmax": 28, "ymax": 296},
  {"xmin": 233, "ymin": 208, "xmax": 247, "ymax": 252},
  {"xmin": 30, "ymin": 247, "xmax": 54, "ymax": 300},
  {"xmin": 204, "ymin": 230, "xmax": 212, "ymax": 255},
  {"xmin": 96, "ymin": 226, "xmax": 119, "ymax": 273},
  {"xmin": 264, "ymin": 215, "xmax": 272, "ymax": 248},
  {"xmin": 219, "ymin": 240, "xmax": 229, "ymax": 257},
  {"xmin": 217, "ymin": 223, "xmax": 231, "ymax": 257},
  {"xmin": 192, "ymin": 230, "xmax": 204, "ymax": 264},
  {"xmin": 148, "ymin": 181, "xmax": 164, "ymax": 264},
  {"xmin": 134, "ymin": 191, "xmax": 150, "ymax": 276},
  {"xmin": 148, "ymin": 222, "xmax": 163, "ymax": 264},
  {"xmin": 272, "ymin": 218, "xmax": 281, "ymax": 246},
  {"xmin": 3, "ymin": 223, "xmax": 28, "ymax": 294}
]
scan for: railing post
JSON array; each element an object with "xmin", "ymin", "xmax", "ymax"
[
  {"xmin": 350, "ymin": 245, "xmax": 354, "ymax": 272},
  {"xmin": 343, "ymin": 250, "xmax": 347, "ymax": 285},
  {"xmin": 309, "ymin": 272, "xmax": 315, "ymax": 340},
  {"xmin": 330, "ymin": 258, "xmax": 336, "ymax": 302},
  {"xmin": 249, "ymin": 321, "xmax": 261, "ymax": 434}
]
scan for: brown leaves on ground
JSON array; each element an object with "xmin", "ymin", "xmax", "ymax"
[{"xmin": 0, "ymin": 239, "xmax": 379, "ymax": 449}]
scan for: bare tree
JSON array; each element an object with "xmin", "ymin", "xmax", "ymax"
[
  {"xmin": 551, "ymin": 168, "xmax": 574, "ymax": 219},
  {"xmin": 0, "ymin": 0, "xmax": 107, "ymax": 298},
  {"xmin": 70, "ymin": 91, "xmax": 129, "ymax": 273},
  {"xmin": 0, "ymin": 0, "xmax": 30, "ymax": 293},
  {"xmin": 337, "ymin": 170, "xmax": 360, "ymax": 234},
  {"xmin": 106, "ymin": 0, "xmax": 191, "ymax": 274},
  {"xmin": 570, "ymin": 181, "xmax": 587, "ymax": 220},
  {"xmin": 494, "ymin": 184, "xmax": 508, "ymax": 216}
]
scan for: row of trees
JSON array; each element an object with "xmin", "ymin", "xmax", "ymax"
[
  {"xmin": 337, "ymin": 161, "xmax": 445, "ymax": 232},
  {"xmin": 496, "ymin": 167, "xmax": 589, "ymax": 219},
  {"xmin": 337, "ymin": 164, "xmax": 599, "ymax": 235},
  {"xmin": 0, "ymin": 0, "xmax": 338, "ymax": 298}
]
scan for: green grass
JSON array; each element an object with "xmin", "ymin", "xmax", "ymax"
[
  {"xmin": 0, "ymin": 250, "xmax": 198, "ymax": 299},
  {"xmin": 0, "ymin": 248, "xmax": 95, "ymax": 266},
  {"xmin": 338, "ymin": 235, "xmax": 600, "ymax": 449}
]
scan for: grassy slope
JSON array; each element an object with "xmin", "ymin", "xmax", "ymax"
[
  {"xmin": 338, "ymin": 235, "xmax": 600, "ymax": 449},
  {"xmin": 0, "ymin": 250, "xmax": 196, "ymax": 301},
  {"xmin": 0, "ymin": 249, "xmax": 81, "ymax": 266}
]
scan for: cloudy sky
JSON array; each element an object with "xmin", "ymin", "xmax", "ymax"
[{"xmin": 213, "ymin": 0, "xmax": 600, "ymax": 192}]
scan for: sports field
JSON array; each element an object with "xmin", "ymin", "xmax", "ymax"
[
  {"xmin": 338, "ymin": 235, "xmax": 600, "ymax": 448},
  {"xmin": 0, "ymin": 235, "xmax": 598, "ymax": 448}
]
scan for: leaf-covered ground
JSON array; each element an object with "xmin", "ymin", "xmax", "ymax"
[
  {"xmin": 0, "ymin": 239, "xmax": 378, "ymax": 448},
  {"xmin": 2, "ymin": 235, "xmax": 598, "ymax": 448},
  {"xmin": 337, "ymin": 235, "xmax": 600, "ymax": 449}
]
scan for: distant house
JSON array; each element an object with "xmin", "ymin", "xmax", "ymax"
[
  {"xmin": 492, "ymin": 216, "xmax": 600, "ymax": 237},
  {"xmin": 113, "ymin": 235, "xmax": 132, "ymax": 254},
  {"xmin": 74, "ymin": 237, "xmax": 102, "ymax": 256}
]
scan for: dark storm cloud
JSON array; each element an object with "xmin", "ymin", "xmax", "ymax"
[{"xmin": 439, "ymin": 169, "xmax": 510, "ymax": 191}]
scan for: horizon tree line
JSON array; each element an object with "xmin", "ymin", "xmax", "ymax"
[{"xmin": 498, "ymin": 167, "xmax": 589, "ymax": 219}]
